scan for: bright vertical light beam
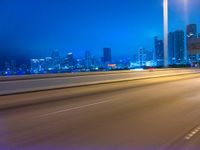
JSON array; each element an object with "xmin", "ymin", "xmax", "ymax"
[
  {"xmin": 163, "ymin": 0, "xmax": 168, "ymax": 67},
  {"xmin": 183, "ymin": 0, "xmax": 189, "ymax": 24}
]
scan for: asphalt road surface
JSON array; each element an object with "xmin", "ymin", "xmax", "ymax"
[
  {"xmin": 1, "ymin": 74, "xmax": 200, "ymax": 150},
  {"xmin": 1, "ymin": 69, "xmax": 198, "ymax": 95}
]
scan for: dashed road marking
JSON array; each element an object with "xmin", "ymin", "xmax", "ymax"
[
  {"xmin": 38, "ymin": 96, "xmax": 116, "ymax": 118},
  {"xmin": 185, "ymin": 125, "xmax": 200, "ymax": 140}
]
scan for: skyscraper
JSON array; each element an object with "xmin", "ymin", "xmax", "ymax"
[
  {"xmin": 103, "ymin": 48, "xmax": 112, "ymax": 63},
  {"xmin": 66, "ymin": 52, "xmax": 75, "ymax": 69},
  {"xmin": 51, "ymin": 49, "xmax": 61, "ymax": 70},
  {"xmin": 138, "ymin": 48, "xmax": 146, "ymax": 66},
  {"xmin": 10, "ymin": 60, "xmax": 17, "ymax": 71},
  {"xmin": 154, "ymin": 37, "xmax": 164, "ymax": 66},
  {"xmin": 187, "ymin": 24, "xmax": 198, "ymax": 55},
  {"xmin": 174, "ymin": 30, "xmax": 185, "ymax": 64},
  {"xmin": 186, "ymin": 24, "xmax": 197, "ymax": 40},
  {"xmin": 85, "ymin": 50, "xmax": 92, "ymax": 70},
  {"xmin": 168, "ymin": 31, "xmax": 185, "ymax": 65},
  {"xmin": 186, "ymin": 24, "xmax": 200, "ymax": 62},
  {"xmin": 51, "ymin": 49, "xmax": 60, "ymax": 59},
  {"xmin": 168, "ymin": 32, "xmax": 175, "ymax": 65}
]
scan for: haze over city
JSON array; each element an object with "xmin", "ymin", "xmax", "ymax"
[{"xmin": 1, "ymin": 0, "xmax": 200, "ymax": 63}]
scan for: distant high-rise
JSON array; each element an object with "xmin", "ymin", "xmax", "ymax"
[
  {"xmin": 168, "ymin": 32, "xmax": 175, "ymax": 65},
  {"xmin": 174, "ymin": 30, "xmax": 185, "ymax": 64},
  {"xmin": 4, "ymin": 62, "xmax": 10, "ymax": 70},
  {"xmin": 51, "ymin": 49, "xmax": 60, "ymax": 59},
  {"xmin": 186, "ymin": 24, "xmax": 197, "ymax": 40},
  {"xmin": 10, "ymin": 60, "xmax": 17, "ymax": 71},
  {"xmin": 85, "ymin": 50, "xmax": 92, "ymax": 69},
  {"xmin": 168, "ymin": 30, "xmax": 186, "ymax": 65},
  {"xmin": 103, "ymin": 48, "xmax": 112, "ymax": 63},
  {"xmin": 30, "ymin": 59, "xmax": 40, "ymax": 73},
  {"xmin": 187, "ymin": 24, "xmax": 198, "ymax": 56},
  {"xmin": 67, "ymin": 52, "xmax": 73, "ymax": 61},
  {"xmin": 154, "ymin": 37, "xmax": 164, "ymax": 66},
  {"xmin": 186, "ymin": 24, "xmax": 200, "ymax": 62},
  {"xmin": 67, "ymin": 52, "xmax": 75, "ymax": 68},
  {"xmin": 51, "ymin": 49, "xmax": 61, "ymax": 70},
  {"xmin": 168, "ymin": 31, "xmax": 185, "ymax": 65},
  {"xmin": 138, "ymin": 48, "xmax": 146, "ymax": 66}
]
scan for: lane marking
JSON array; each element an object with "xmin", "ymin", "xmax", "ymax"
[
  {"xmin": 185, "ymin": 125, "xmax": 200, "ymax": 140},
  {"xmin": 38, "ymin": 96, "xmax": 116, "ymax": 118}
]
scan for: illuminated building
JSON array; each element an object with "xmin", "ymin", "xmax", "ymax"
[
  {"xmin": 103, "ymin": 48, "xmax": 112, "ymax": 63},
  {"xmin": 187, "ymin": 24, "xmax": 200, "ymax": 63},
  {"xmin": 85, "ymin": 50, "xmax": 92, "ymax": 70},
  {"xmin": 168, "ymin": 30, "xmax": 185, "ymax": 65},
  {"xmin": 154, "ymin": 36, "xmax": 164, "ymax": 66}
]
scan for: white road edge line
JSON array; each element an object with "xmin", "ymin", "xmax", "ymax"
[{"xmin": 38, "ymin": 96, "xmax": 116, "ymax": 118}]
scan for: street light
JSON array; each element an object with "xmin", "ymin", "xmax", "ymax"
[
  {"xmin": 163, "ymin": 0, "xmax": 188, "ymax": 67},
  {"xmin": 163, "ymin": 0, "xmax": 168, "ymax": 67}
]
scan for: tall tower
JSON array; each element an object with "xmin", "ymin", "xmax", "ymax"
[
  {"xmin": 66, "ymin": 52, "xmax": 74, "ymax": 68},
  {"xmin": 168, "ymin": 30, "xmax": 185, "ymax": 65},
  {"xmin": 187, "ymin": 24, "xmax": 198, "ymax": 55},
  {"xmin": 103, "ymin": 48, "xmax": 112, "ymax": 63},
  {"xmin": 186, "ymin": 24, "xmax": 200, "ymax": 62},
  {"xmin": 174, "ymin": 30, "xmax": 185, "ymax": 64},
  {"xmin": 168, "ymin": 32, "xmax": 175, "ymax": 65},
  {"xmin": 186, "ymin": 24, "xmax": 197, "ymax": 40},
  {"xmin": 85, "ymin": 50, "xmax": 92, "ymax": 69},
  {"xmin": 154, "ymin": 37, "xmax": 164, "ymax": 66},
  {"xmin": 138, "ymin": 48, "xmax": 146, "ymax": 66},
  {"xmin": 51, "ymin": 49, "xmax": 60, "ymax": 59}
]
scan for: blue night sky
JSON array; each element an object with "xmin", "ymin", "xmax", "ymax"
[{"xmin": 0, "ymin": 0, "xmax": 200, "ymax": 63}]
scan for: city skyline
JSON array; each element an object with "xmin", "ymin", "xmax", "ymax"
[
  {"xmin": 1, "ymin": 0, "xmax": 200, "ymax": 63},
  {"xmin": 1, "ymin": 22, "xmax": 200, "ymax": 75}
]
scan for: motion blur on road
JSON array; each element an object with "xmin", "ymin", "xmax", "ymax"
[{"xmin": 1, "ymin": 70, "xmax": 200, "ymax": 150}]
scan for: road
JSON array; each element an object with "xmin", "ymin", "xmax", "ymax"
[
  {"xmin": 1, "ymin": 74, "xmax": 200, "ymax": 150},
  {"xmin": 0, "ymin": 69, "xmax": 199, "ymax": 95}
]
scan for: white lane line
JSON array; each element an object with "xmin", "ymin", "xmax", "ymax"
[
  {"xmin": 38, "ymin": 96, "xmax": 116, "ymax": 118},
  {"xmin": 185, "ymin": 125, "xmax": 200, "ymax": 140}
]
